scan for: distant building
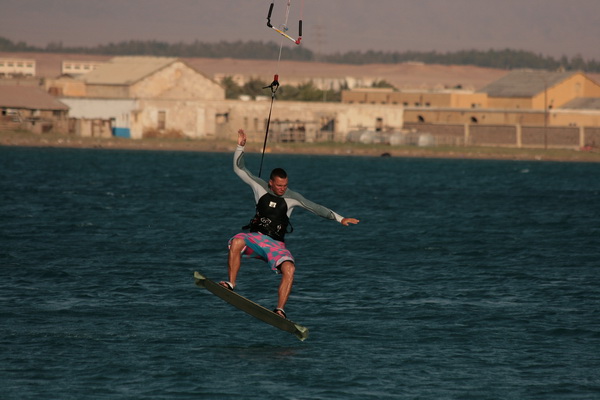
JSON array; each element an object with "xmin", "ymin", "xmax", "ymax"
[
  {"xmin": 383, "ymin": 70, "xmax": 600, "ymax": 129},
  {"xmin": 0, "ymin": 85, "xmax": 68, "ymax": 133},
  {"xmin": 342, "ymin": 87, "xmax": 487, "ymax": 108},
  {"xmin": 401, "ymin": 70, "xmax": 600, "ymax": 149},
  {"xmin": 51, "ymin": 56, "xmax": 403, "ymax": 141},
  {"xmin": 478, "ymin": 70, "xmax": 600, "ymax": 110},
  {"xmin": 61, "ymin": 60, "xmax": 106, "ymax": 75},
  {"xmin": 0, "ymin": 58, "xmax": 36, "ymax": 77},
  {"xmin": 51, "ymin": 56, "xmax": 227, "ymax": 139}
]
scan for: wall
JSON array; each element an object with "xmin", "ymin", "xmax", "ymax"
[
  {"xmin": 60, "ymin": 98, "xmax": 136, "ymax": 130},
  {"xmin": 404, "ymin": 122, "xmax": 599, "ymax": 149},
  {"xmin": 210, "ymin": 100, "xmax": 404, "ymax": 143},
  {"xmin": 403, "ymin": 107, "xmax": 600, "ymax": 127},
  {"xmin": 132, "ymin": 99, "xmax": 222, "ymax": 139},
  {"xmin": 485, "ymin": 97, "xmax": 533, "ymax": 110},
  {"xmin": 551, "ymin": 110, "xmax": 600, "ymax": 127},
  {"xmin": 84, "ymin": 84, "xmax": 131, "ymax": 99},
  {"xmin": 69, "ymin": 118, "xmax": 113, "ymax": 138},
  {"xmin": 131, "ymin": 61, "xmax": 225, "ymax": 101},
  {"xmin": 46, "ymin": 77, "xmax": 87, "ymax": 97},
  {"xmin": 342, "ymin": 89, "xmax": 487, "ymax": 108}
]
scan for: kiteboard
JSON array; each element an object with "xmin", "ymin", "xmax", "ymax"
[{"xmin": 193, "ymin": 271, "xmax": 309, "ymax": 341}]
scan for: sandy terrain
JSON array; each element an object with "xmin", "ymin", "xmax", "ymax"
[
  {"xmin": 2, "ymin": 51, "xmax": 598, "ymax": 90},
  {"xmin": 2, "ymin": 51, "xmax": 509, "ymax": 90}
]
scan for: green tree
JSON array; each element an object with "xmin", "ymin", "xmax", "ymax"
[
  {"xmin": 243, "ymin": 78, "xmax": 270, "ymax": 99},
  {"xmin": 1, "ymin": 35, "xmax": 599, "ymax": 73},
  {"xmin": 221, "ymin": 76, "xmax": 243, "ymax": 99},
  {"xmin": 371, "ymin": 80, "xmax": 396, "ymax": 89}
]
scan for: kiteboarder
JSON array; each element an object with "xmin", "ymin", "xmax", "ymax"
[{"xmin": 220, "ymin": 129, "xmax": 359, "ymax": 319}]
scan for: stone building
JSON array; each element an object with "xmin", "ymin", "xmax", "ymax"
[
  {"xmin": 0, "ymin": 85, "xmax": 68, "ymax": 133},
  {"xmin": 49, "ymin": 56, "xmax": 403, "ymax": 141},
  {"xmin": 51, "ymin": 56, "xmax": 227, "ymax": 139}
]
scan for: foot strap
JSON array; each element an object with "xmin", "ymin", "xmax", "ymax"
[
  {"xmin": 273, "ymin": 308, "xmax": 287, "ymax": 318},
  {"xmin": 219, "ymin": 281, "xmax": 234, "ymax": 291}
]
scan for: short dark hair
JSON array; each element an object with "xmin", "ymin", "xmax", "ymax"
[{"xmin": 270, "ymin": 168, "xmax": 287, "ymax": 180}]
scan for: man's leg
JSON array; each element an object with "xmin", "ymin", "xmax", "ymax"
[
  {"xmin": 224, "ymin": 237, "xmax": 246, "ymax": 288},
  {"xmin": 275, "ymin": 261, "xmax": 295, "ymax": 317}
]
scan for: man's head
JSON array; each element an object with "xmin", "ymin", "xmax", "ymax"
[{"xmin": 269, "ymin": 168, "xmax": 288, "ymax": 196}]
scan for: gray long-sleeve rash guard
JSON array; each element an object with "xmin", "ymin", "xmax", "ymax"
[{"xmin": 233, "ymin": 145, "xmax": 344, "ymax": 223}]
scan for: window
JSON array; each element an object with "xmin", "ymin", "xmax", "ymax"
[
  {"xmin": 215, "ymin": 112, "xmax": 229, "ymax": 124},
  {"xmin": 157, "ymin": 111, "xmax": 166, "ymax": 130}
]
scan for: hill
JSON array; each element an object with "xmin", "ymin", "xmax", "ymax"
[
  {"xmin": 2, "ymin": 50, "xmax": 598, "ymax": 91},
  {"xmin": 2, "ymin": 51, "xmax": 507, "ymax": 90}
]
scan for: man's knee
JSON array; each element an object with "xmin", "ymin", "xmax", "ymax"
[
  {"xmin": 229, "ymin": 237, "xmax": 246, "ymax": 252},
  {"xmin": 279, "ymin": 261, "xmax": 295, "ymax": 277}
]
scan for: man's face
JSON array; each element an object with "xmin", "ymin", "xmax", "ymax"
[{"xmin": 269, "ymin": 176, "xmax": 288, "ymax": 196}]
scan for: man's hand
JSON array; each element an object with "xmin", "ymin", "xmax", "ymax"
[
  {"xmin": 238, "ymin": 129, "xmax": 247, "ymax": 146},
  {"xmin": 341, "ymin": 218, "xmax": 360, "ymax": 226}
]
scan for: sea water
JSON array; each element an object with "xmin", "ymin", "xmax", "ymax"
[{"xmin": 1, "ymin": 146, "xmax": 599, "ymax": 399}]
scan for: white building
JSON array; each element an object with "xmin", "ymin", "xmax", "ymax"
[{"xmin": 0, "ymin": 58, "xmax": 36, "ymax": 77}]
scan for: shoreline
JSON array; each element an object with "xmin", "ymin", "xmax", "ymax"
[{"xmin": 2, "ymin": 130, "xmax": 599, "ymax": 163}]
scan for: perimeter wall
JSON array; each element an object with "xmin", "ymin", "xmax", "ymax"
[{"xmin": 404, "ymin": 123, "xmax": 600, "ymax": 149}]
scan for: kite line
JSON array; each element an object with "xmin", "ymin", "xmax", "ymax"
[{"xmin": 258, "ymin": 0, "xmax": 304, "ymax": 178}]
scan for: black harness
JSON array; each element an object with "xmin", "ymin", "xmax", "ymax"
[{"xmin": 243, "ymin": 192, "xmax": 293, "ymax": 242}]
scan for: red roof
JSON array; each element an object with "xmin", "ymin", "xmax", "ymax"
[{"xmin": 0, "ymin": 85, "xmax": 69, "ymax": 110}]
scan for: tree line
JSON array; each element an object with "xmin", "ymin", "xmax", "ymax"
[
  {"xmin": 1, "ymin": 36, "xmax": 599, "ymax": 73},
  {"xmin": 221, "ymin": 77, "xmax": 344, "ymax": 102}
]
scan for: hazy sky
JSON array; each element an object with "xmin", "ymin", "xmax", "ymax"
[{"xmin": 2, "ymin": 0, "xmax": 599, "ymax": 60}]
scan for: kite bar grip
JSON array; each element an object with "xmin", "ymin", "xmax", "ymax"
[
  {"xmin": 266, "ymin": 3, "xmax": 274, "ymax": 28},
  {"xmin": 295, "ymin": 20, "xmax": 302, "ymax": 44}
]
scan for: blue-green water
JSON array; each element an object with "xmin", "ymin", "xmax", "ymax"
[{"xmin": 1, "ymin": 146, "xmax": 599, "ymax": 399}]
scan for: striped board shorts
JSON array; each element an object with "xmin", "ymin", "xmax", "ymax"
[{"xmin": 229, "ymin": 232, "xmax": 295, "ymax": 272}]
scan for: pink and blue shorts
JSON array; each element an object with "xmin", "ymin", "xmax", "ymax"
[{"xmin": 229, "ymin": 232, "xmax": 295, "ymax": 272}]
